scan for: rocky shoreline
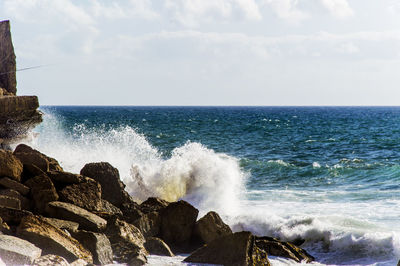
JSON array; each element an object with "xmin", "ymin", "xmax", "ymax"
[{"xmin": 0, "ymin": 144, "xmax": 316, "ymax": 265}]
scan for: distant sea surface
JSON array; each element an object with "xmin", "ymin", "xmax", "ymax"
[{"xmin": 20, "ymin": 106, "xmax": 400, "ymax": 265}]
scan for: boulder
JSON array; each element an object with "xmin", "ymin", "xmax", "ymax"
[
  {"xmin": 0, "ymin": 195, "xmax": 20, "ymax": 209},
  {"xmin": 99, "ymin": 199, "xmax": 123, "ymax": 215},
  {"xmin": 47, "ymin": 171, "xmax": 83, "ymax": 184},
  {"xmin": 42, "ymin": 217, "xmax": 79, "ymax": 232},
  {"xmin": 0, "ymin": 20, "xmax": 16, "ymax": 95},
  {"xmin": 25, "ymin": 174, "xmax": 58, "ymax": 213},
  {"xmin": 0, "ymin": 150, "xmax": 22, "ymax": 181},
  {"xmin": 80, "ymin": 162, "xmax": 130, "ymax": 207},
  {"xmin": 32, "ymin": 254, "xmax": 70, "ymax": 266},
  {"xmin": 120, "ymin": 200, "xmax": 144, "ymax": 223},
  {"xmin": 16, "ymin": 215, "xmax": 93, "ymax": 263},
  {"xmin": 144, "ymin": 237, "xmax": 174, "ymax": 257},
  {"xmin": 105, "ymin": 217, "xmax": 147, "ymax": 265},
  {"xmin": 255, "ymin": 236, "xmax": 315, "ymax": 263},
  {"xmin": 58, "ymin": 177, "xmax": 102, "ymax": 212},
  {"xmin": 21, "ymin": 164, "xmax": 45, "ymax": 183},
  {"xmin": 0, "ymin": 188, "xmax": 30, "ymax": 209},
  {"xmin": 70, "ymin": 230, "xmax": 113, "ymax": 265},
  {"xmin": 14, "ymin": 144, "xmax": 62, "ymax": 172},
  {"xmin": 140, "ymin": 197, "xmax": 169, "ymax": 214},
  {"xmin": 184, "ymin": 231, "xmax": 270, "ymax": 266},
  {"xmin": 45, "ymin": 201, "xmax": 107, "ymax": 232},
  {"xmin": 160, "ymin": 200, "xmax": 198, "ymax": 250},
  {"xmin": 0, "ymin": 177, "xmax": 29, "ymax": 195},
  {"xmin": 132, "ymin": 211, "xmax": 162, "ymax": 238},
  {"xmin": 0, "ymin": 234, "xmax": 42, "ymax": 265},
  {"xmin": 0, "ymin": 206, "xmax": 32, "ymax": 224},
  {"xmin": 193, "ymin": 211, "xmax": 232, "ymax": 244}
]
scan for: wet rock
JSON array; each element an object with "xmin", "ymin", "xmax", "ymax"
[
  {"xmin": 0, "ymin": 188, "xmax": 30, "ymax": 209},
  {"xmin": 25, "ymin": 174, "xmax": 58, "ymax": 213},
  {"xmin": 16, "ymin": 215, "xmax": 93, "ymax": 263},
  {"xmin": 0, "ymin": 150, "xmax": 22, "ymax": 181},
  {"xmin": 59, "ymin": 177, "xmax": 102, "ymax": 212},
  {"xmin": 160, "ymin": 200, "xmax": 198, "ymax": 250},
  {"xmin": 0, "ymin": 206, "xmax": 32, "ymax": 224},
  {"xmin": 184, "ymin": 231, "xmax": 270, "ymax": 266},
  {"xmin": 132, "ymin": 211, "xmax": 162, "ymax": 238},
  {"xmin": 71, "ymin": 230, "xmax": 113, "ymax": 265},
  {"xmin": 14, "ymin": 144, "xmax": 62, "ymax": 172},
  {"xmin": 0, "ymin": 195, "xmax": 20, "ymax": 209},
  {"xmin": 193, "ymin": 211, "xmax": 232, "ymax": 244},
  {"xmin": 140, "ymin": 197, "xmax": 169, "ymax": 214},
  {"xmin": 80, "ymin": 162, "xmax": 130, "ymax": 207},
  {"xmin": 144, "ymin": 237, "xmax": 174, "ymax": 257},
  {"xmin": 32, "ymin": 254, "xmax": 70, "ymax": 266},
  {"xmin": 45, "ymin": 201, "xmax": 107, "ymax": 232},
  {"xmin": 42, "ymin": 217, "xmax": 79, "ymax": 232},
  {"xmin": 105, "ymin": 217, "xmax": 147, "ymax": 265},
  {"xmin": 255, "ymin": 236, "xmax": 315, "ymax": 263},
  {"xmin": 0, "ymin": 177, "xmax": 29, "ymax": 195},
  {"xmin": 0, "ymin": 234, "xmax": 42, "ymax": 265},
  {"xmin": 47, "ymin": 171, "xmax": 83, "ymax": 184}
]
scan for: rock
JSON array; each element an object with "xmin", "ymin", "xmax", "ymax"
[
  {"xmin": 16, "ymin": 215, "xmax": 93, "ymax": 263},
  {"xmin": 32, "ymin": 254, "xmax": 70, "ymax": 266},
  {"xmin": 14, "ymin": 144, "xmax": 62, "ymax": 172},
  {"xmin": 160, "ymin": 200, "xmax": 199, "ymax": 250},
  {"xmin": 100, "ymin": 199, "xmax": 123, "ymax": 215},
  {"xmin": 132, "ymin": 211, "xmax": 162, "ymax": 238},
  {"xmin": 0, "ymin": 150, "xmax": 22, "ymax": 181},
  {"xmin": 193, "ymin": 211, "xmax": 232, "ymax": 244},
  {"xmin": 70, "ymin": 230, "xmax": 113, "ymax": 265},
  {"xmin": 45, "ymin": 201, "xmax": 107, "ymax": 232},
  {"xmin": 0, "ymin": 188, "xmax": 30, "ymax": 209},
  {"xmin": 21, "ymin": 164, "xmax": 45, "ymax": 183},
  {"xmin": 144, "ymin": 237, "xmax": 174, "ymax": 257},
  {"xmin": 58, "ymin": 177, "xmax": 102, "ymax": 212},
  {"xmin": 80, "ymin": 162, "xmax": 130, "ymax": 207},
  {"xmin": 184, "ymin": 231, "xmax": 270, "ymax": 266},
  {"xmin": 0, "ymin": 234, "xmax": 42, "ymax": 265},
  {"xmin": 0, "ymin": 217, "xmax": 10, "ymax": 234},
  {"xmin": 0, "ymin": 20, "xmax": 16, "ymax": 95},
  {"xmin": 42, "ymin": 217, "xmax": 79, "ymax": 232},
  {"xmin": 0, "ymin": 195, "xmax": 20, "ymax": 209},
  {"xmin": 25, "ymin": 174, "xmax": 59, "ymax": 213},
  {"xmin": 255, "ymin": 236, "xmax": 315, "ymax": 263},
  {"xmin": 120, "ymin": 200, "xmax": 144, "ymax": 223},
  {"xmin": 69, "ymin": 259, "xmax": 87, "ymax": 266},
  {"xmin": 47, "ymin": 171, "xmax": 83, "ymax": 184},
  {"xmin": 105, "ymin": 217, "xmax": 147, "ymax": 265},
  {"xmin": 0, "ymin": 177, "xmax": 29, "ymax": 195},
  {"xmin": 140, "ymin": 197, "xmax": 169, "ymax": 214},
  {"xmin": 0, "ymin": 206, "xmax": 32, "ymax": 224}
]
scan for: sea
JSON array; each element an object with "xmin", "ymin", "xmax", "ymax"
[{"xmin": 15, "ymin": 106, "xmax": 400, "ymax": 266}]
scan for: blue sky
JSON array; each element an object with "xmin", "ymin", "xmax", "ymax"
[{"xmin": 1, "ymin": 0, "xmax": 400, "ymax": 105}]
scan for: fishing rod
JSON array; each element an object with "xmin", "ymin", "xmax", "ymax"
[{"xmin": 0, "ymin": 65, "xmax": 47, "ymax": 76}]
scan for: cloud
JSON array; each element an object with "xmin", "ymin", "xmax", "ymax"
[
  {"xmin": 262, "ymin": 0, "xmax": 309, "ymax": 24},
  {"xmin": 320, "ymin": 0, "xmax": 353, "ymax": 18}
]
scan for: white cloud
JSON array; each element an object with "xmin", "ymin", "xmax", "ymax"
[
  {"xmin": 262, "ymin": 0, "xmax": 309, "ymax": 24},
  {"xmin": 320, "ymin": 0, "xmax": 353, "ymax": 18}
]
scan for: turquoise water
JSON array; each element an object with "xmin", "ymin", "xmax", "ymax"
[{"xmin": 21, "ymin": 106, "xmax": 400, "ymax": 265}]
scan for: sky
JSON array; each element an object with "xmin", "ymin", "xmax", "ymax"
[{"xmin": 1, "ymin": 0, "xmax": 400, "ymax": 105}]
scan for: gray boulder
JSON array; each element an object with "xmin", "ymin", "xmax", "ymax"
[{"xmin": 0, "ymin": 234, "xmax": 42, "ymax": 265}]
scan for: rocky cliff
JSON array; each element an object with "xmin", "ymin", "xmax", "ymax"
[{"xmin": 0, "ymin": 20, "xmax": 42, "ymax": 147}]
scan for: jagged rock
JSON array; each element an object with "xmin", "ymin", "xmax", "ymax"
[
  {"xmin": 132, "ymin": 211, "xmax": 162, "ymax": 238},
  {"xmin": 0, "ymin": 150, "xmax": 22, "ymax": 181},
  {"xmin": 42, "ymin": 217, "xmax": 79, "ymax": 232},
  {"xmin": 25, "ymin": 174, "xmax": 59, "ymax": 213},
  {"xmin": 14, "ymin": 144, "xmax": 62, "ymax": 172},
  {"xmin": 140, "ymin": 197, "xmax": 169, "ymax": 214},
  {"xmin": 32, "ymin": 254, "xmax": 70, "ymax": 266},
  {"xmin": 0, "ymin": 21, "xmax": 16, "ymax": 95},
  {"xmin": 0, "ymin": 188, "xmax": 30, "ymax": 209},
  {"xmin": 0, "ymin": 206, "xmax": 32, "ymax": 224},
  {"xmin": 47, "ymin": 171, "xmax": 83, "ymax": 184},
  {"xmin": 160, "ymin": 200, "xmax": 199, "ymax": 250},
  {"xmin": 45, "ymin": 201, "xmax": 107, "ymax": 232},
  {"xmin": 0, "ymin": 234, "xmax": 42, "ymax": 265},
  {"xmin": 0, "ymin": 177, "xmax": 29, "ymax": 195},
  {"xmin": 16, "ymin": 215, "xmax": 93, "ymax": 263},
  {"xmin": 184, "ymin": 231, "xmax": 270, "ymax": 266},
  {"xmin": 80, "ymin": 162, "xmax": 130, "ymax": 207},
  {"xmin": 105, "ymin": 216, "xmax": 147, "ymax": 265},
  {"xmin": 100, "ymin": 199, "xmax": 123, "ymax": 215},
  {"xmin": 0, "ymin": 195, "xmax": 20, "ymax": 209},
  {"xmin": 70, "ymin": 230, "xmax": 113, "ymax": 265},
  {"xmin": 193, "ymin": 211, "xmax": 232, "ymax": 244},
  {"xmin": 59, "ymin": 177, "xmax": 102, "ymax": 212},
  {"xmin": 144, "ymin": 237, "xmax": 174, "ymax": 257},
  {"xmin": 255, "ymin": 236, "xmax": 315, "ymax": 263}
]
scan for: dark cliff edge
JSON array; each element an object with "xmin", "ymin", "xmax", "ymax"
[{"xmin": 0, "ymin": 20, "xmax": 42, "ymax": 148}]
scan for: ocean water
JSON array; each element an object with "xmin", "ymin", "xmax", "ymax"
[{"xmin": 17, "ymin": 106, "xmax": 400, "ymax": 265}]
